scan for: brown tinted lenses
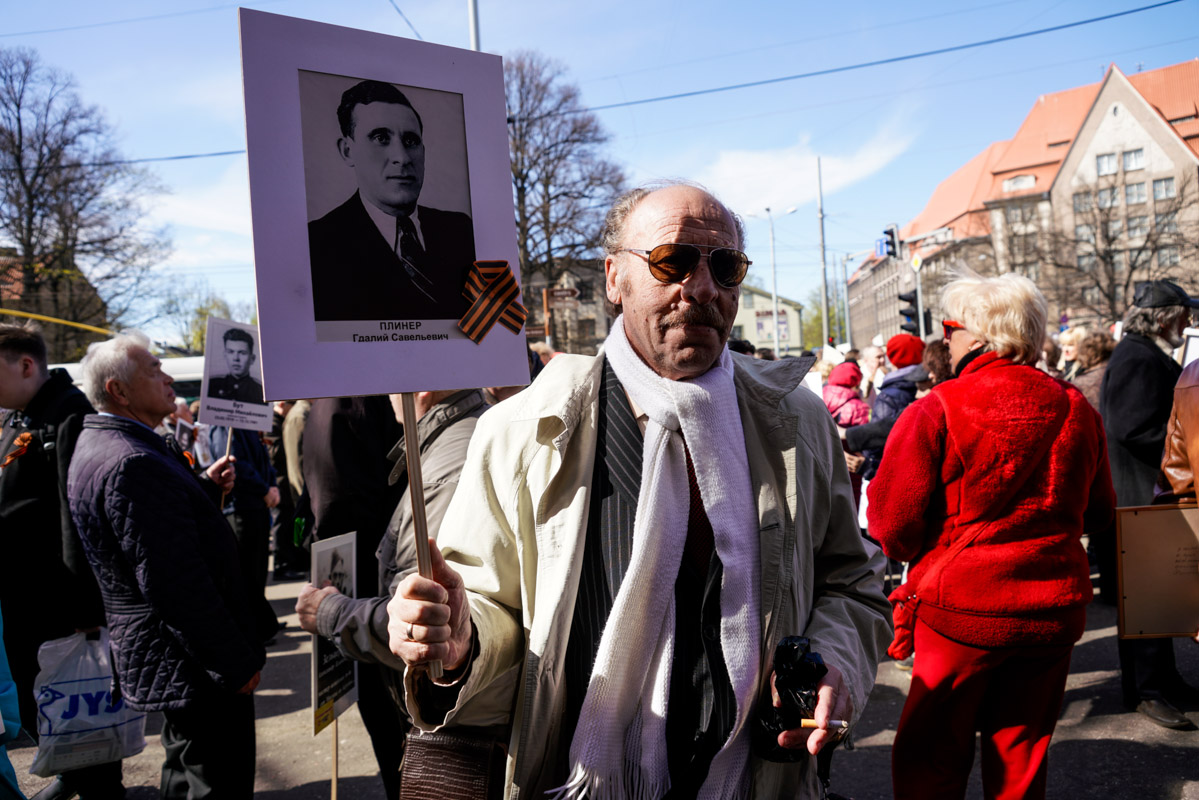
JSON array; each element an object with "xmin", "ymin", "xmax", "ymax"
[{"xmin": 646, "ymin": 244, "xmax": 748, "ymax": 288}]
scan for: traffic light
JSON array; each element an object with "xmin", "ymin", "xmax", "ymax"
[
  {"xmin": 883, "ymin": 227, "xmax": 899, "ymax": 258},
  {"xmin": 922, "ymin": 309, "xmax": 932, "ymax": 337},
  {"xmin": 898, "ymin": 290, "xmax": 918, "ymax": 334}
]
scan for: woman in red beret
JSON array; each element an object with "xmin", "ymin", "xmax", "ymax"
[{"xmin": 867, "ymin": 270, "xmax": 1115, "ymax": 800}]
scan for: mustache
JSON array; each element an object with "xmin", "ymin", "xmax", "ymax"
[{"xmin": 659, "ymin": 305, "xmax": 727, "ymax": 331}]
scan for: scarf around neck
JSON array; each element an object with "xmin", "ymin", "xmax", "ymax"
[{"xmin": 550, "ymin": 316, "xmax": 761, "ymax": 800}]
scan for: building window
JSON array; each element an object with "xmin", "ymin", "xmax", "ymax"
[
  {"xmin": 1125, "ymin": 182, "xmax": 1147, "ymax": 205},
  {"xmin": 1077, "ymin": 253, "xmax": 1096, "ymax": 272},
  {"xmin": 1002, "ymin": 174, "xmax": 1035, "ymax": 192},
  {"xmin": 576, "ymin": 281, "xmax": 594, "ymax": 303},
  {"xmin": 577, "ymin": 318, "xmax": 596, "ymax": 340},
  {"xmin": 731, "ymin": 325, "xmax": 743, "ymax": 339},
  {"xmin": 1022, "ymin": 263, "xmax": 1040, "ymax": 282},
  {"xmin": 741, "ymin": 291, "xmax": 754, "ymax": 309},
  {"xmin": 1154, "ymin": 177, "xmax": 1177, "ymax": 200},
  {"xmin": 1096, "ymin": 153, "xmax": 1117, "ymax": 176},
  {"xmin": 1106, "ymin": 219, "xmax": 1123, "ymax": 240},
  {"xmin": 1127, "ymin": 215, "xmax": 1149, "ymax": 237},
  {"xmin": 1073, "ymin": 192, "xmax": 1092, "ymax": 213},
  {"xmin": 1074, "ymin": 224, "xmax": 1094, "ymax": 243},
  {"xmin": 1123, "ymin": 149, "xmax": 1144, "ymax": 171},
  {"xmin": 1004, "ymin": 202, "xmax": 1035, "ymax": 224},
  {"xmin": 1156, "ymin": 211, "xmax": 1178, "ymax": 233},
  {"xmin": 1159, "ymin": 246, "xmax": 1180, "ymax": 267},
  {"xmin": 1097, "ymin": 188, "xmax": 1119, "ymax": 209},
  {"xmin": 1083, "ymin": 286, "xmax": 1102, "ymax": 305},
  {"xmin": 1112, "ymin": 250, "xmax": 1126, "ymax": 273}
]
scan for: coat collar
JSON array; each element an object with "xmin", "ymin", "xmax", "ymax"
[
  {"xmin": 387, "ymin": 389, "xmax": 487, "ymax": 484},
  {"xmin": 497, "ymin": 349, "xmax": 816, "ymax": 462},
  {"xmin": 83, "ymin": 413, "xmax": 171, "ymax": 454}
]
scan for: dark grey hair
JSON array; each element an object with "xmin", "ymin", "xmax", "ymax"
[
  {"xmin": 1121, "ymin": 303, "xmax": 1189, "ymax": 339},
  {"xmin": 600, "ymin": 180, "xmax": 746, "ymax": 317}
]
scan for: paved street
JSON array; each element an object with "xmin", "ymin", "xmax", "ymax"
[{"xmin": 11, "ymin": 577, "xmax": 1199, "ymax": 798}]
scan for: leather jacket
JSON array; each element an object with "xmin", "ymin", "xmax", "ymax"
[{"xmin": 1158, "ymin": 359, "xmax": 1199, "ymax": 501}]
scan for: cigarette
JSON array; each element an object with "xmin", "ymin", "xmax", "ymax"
[{"xmin": 799, "ymin": 719, "xmax": 849, "ymax": 729}]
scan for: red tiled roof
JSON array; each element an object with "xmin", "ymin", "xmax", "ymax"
[
  {"xmin": 1128, "ymin": 58, "xmax": 1199, "ymax": 156},
  {"xmin": 900, "ymin": 141, "xmax": 1006, "ymax": 242}
]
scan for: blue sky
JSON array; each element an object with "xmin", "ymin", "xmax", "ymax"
[{"xmin": 4, "ymin": 0, "xmax": 1197, "ymax": 340}]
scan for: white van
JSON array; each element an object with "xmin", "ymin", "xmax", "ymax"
[{"xmin": 50, "ymin": 355, "xmax": 207, "ymax": 401}]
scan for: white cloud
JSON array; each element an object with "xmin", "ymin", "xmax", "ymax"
[
  {"xmin": 696, "ymin": 117, "xmax": 917, "ymax": 218},
  {"xmin": 149, "ymin": 159, "xmax": 253, "ymax": 238}
]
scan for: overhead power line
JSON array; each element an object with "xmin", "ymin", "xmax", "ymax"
[
  {"xmin": 0, "ymin": 0, "xmax": 1184, "ymax": 170},
  {"xmin": 533, "ymin": 0, "xmax": 1183, "ymax": 120},
  {"xmin": 385, "ymin": 0, "xmax": 423, "ymax": 40},
  {"xmin": 0, "ymin": 1, "xmax": 292, "ymax": 38}
]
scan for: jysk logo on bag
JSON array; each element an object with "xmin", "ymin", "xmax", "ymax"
[{"xmin": 36, "ymin": 683, "xmax": 126, "ymax": 735}]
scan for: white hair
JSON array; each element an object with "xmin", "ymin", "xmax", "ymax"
[
  {"xmin": 940, "ymin": 268, "xmax": 1048, "ymax": 366},
  {"xmin": 81, "ymin": 331, "xmax": 152, "ymax": 411}
]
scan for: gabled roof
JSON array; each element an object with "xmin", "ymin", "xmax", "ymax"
[
  {"xmin": 899, "ymin": 58, "xmax": 1199, "ymax": 245},
  {"xmin": 1127, "ymin": 57, "xmax": 1199, "ymax": 156}
]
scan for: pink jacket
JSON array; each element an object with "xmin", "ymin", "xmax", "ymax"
[{"xmin": 823, "ymin": 363, "xmax": 871, "ymax": 427}]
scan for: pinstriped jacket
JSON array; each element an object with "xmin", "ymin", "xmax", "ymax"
[{"xmin": 404, "ymin": 352, "xmax": 891, "ymax": 799}]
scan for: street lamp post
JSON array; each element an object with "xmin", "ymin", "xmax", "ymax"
[{"xmin": 757, "ymin": 206, "xmax": 797, "ymax": 357}]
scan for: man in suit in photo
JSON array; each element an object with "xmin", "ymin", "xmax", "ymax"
[
  {"xmin": 308, "ymin": 80, "xmax": 476, "ymax": 322},
  {"xmin": 207, "ymin": 328, "xmax": 264, "ymax": 404}
]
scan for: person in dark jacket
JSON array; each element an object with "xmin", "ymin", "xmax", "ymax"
[
  {"xmin": 208, "ymin": 425, "xmax": 281, "ymax": 642},
  {"xmin": 296, "ymin": 388, "xmax": 486, "ymax": 800},
  {"xmin": 301, "ymin": 395, "xmax": 405, "ymax": 796},
  {"xmin": 0, "ymin": 324, "xmax": 125, "ymax": 799},
  {"xmin": 859, "ymin": 334, "xmax": 927, "ymax": 480},
  {"xmin": 1100, "ymin": 279, "xmax": 1199, "ymax": 730},
  {"xmin": 67, "ymin": 333, "xmax": 264, "ymax": 799},
  {"xmin": 870, "ymin": 271, "xmax": 1115, "ymax": 799}
]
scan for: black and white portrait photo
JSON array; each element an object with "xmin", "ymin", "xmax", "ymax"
[
  {"xmin": 300, "ymin": 71, "xmax": 476, "ymax": 322},
  {"xmin": 207, "ymin": 326, "xmax": 265, "ymax": 403}
]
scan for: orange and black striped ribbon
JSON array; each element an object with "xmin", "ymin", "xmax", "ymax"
[{"xmin": 459, "ymin": 260, "xmax": 527, "ymax": 343}]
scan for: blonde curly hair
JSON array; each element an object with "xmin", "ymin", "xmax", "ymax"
[{"xmin": 940, "ymin": 268, "xmax": 1047, "ymax": 366}]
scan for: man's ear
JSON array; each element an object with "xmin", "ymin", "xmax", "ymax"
[
  {"xmin": 105, "ymin": 378, "xmax": 129, "ymax": 409},
  {"xmin": 605, "ymin": 255, "xmax": 622, "ymax": 308},
  {"xmin": 336, "ymin": 137, "xmax": 354, "ymax": 166},
  {"xmin": 19, "ymin": 355, "xmax": 37, "ymax": 380}
]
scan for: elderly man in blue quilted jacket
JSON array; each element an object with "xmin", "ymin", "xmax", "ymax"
[{"xmin": 67, "ymin": 332, "xmax": 265, "ymax": 799}]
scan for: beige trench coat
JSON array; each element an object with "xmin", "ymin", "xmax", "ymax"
[{"xmin": 405, "ymin": 353, "xmax": 891, "ymax": 799}]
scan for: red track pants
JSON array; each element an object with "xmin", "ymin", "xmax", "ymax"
[{"xmin": 892, "ymin": 619, "xmax": 1073, "ymax": 800}]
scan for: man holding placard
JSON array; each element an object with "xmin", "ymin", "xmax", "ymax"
[
  {"xmin": 67, "ymin": 333, "xmax": 264, "ymax": 798},
  {"xmin": 389, "ymin": 182, "xmax": 890, "ymax": 798},
  {"xmin": 307, "ymin": 80, "xmax": 476, "ymax": 322}
]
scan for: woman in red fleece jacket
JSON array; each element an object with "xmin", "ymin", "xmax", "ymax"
[{"xmin": 868, "ymin": 270, "xmax": 1115, "ymax": 800}]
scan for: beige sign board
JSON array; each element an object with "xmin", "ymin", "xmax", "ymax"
[{"xmin": 1117, "ymin": 504, "xmax": 1199, "ymax": 639}]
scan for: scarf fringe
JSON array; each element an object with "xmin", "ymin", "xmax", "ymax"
[{"xmin": 546, "ymin": 762, "xmax": 672, "ymax": 800}]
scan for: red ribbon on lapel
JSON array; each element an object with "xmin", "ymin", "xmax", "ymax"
[{"xmin": 458, "ymin": 260, "xmax": 527, "ymax": 344}]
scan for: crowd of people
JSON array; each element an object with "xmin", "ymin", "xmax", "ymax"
[{"xmin": 0, "ymin": 180, "xmax": 1195, "ymax": 799}]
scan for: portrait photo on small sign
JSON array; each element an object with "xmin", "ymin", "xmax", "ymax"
[
  {"xmin": 197, "ymin": 317, "xmax": 273, "ymax": 433},
  {"xmin": 310, "ymin": 532, "xmax": 358, "ymax": 735},
  {"xmin": 240, "ymin": 10, "xmax": 529, "ymax": 400}
]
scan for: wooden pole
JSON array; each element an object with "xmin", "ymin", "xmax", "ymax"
[
  {"xmin": 331, "ymin": 717, "xmax": 338, "ymax": 799},
  {"xmin": 401, "ymin": 392, "xmax": 443, "ymax": 681},
  {"xmin": 219, "ymin": 429, "xmax": 234, "ymax": 507}
]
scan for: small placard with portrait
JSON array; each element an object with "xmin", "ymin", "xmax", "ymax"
[{"xmin": 197, "ymin": 318, "xmax": 273, "ymax": 433}]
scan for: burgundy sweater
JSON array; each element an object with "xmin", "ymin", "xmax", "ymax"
[{"xmin": 867, "ymin": 352, "xmax": 1116, "ymax": 648}]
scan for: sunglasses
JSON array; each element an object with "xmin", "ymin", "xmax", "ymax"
[
  {"xmin": 620, "ymin": 243, "xmax": 751, "ymax": 289},
  {"xmin": 942, "ymin": 319, "xmax": 966, "ymax": 340}
]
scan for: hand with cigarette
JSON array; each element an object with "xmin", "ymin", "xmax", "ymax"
[
  {"xmin": 772, "ymin": 661, "xmax": 853, "ymax": 755},
  {"xmin": 387, "ymin": 539, "xmax": 474, "ymax": 675}
]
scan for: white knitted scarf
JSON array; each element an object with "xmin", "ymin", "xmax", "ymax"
[{"xmin": 549, "ymin": 316, "xmax": 761, "ymax": 800}]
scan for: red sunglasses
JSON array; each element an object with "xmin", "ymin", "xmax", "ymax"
[{"xmin": 942, "ymin": 320, "xmax": 966, "ymax": 340}]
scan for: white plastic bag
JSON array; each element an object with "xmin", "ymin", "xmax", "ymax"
[{"xmin": 29, "ymin": 630, "xmax": 146, "ymax": 777}]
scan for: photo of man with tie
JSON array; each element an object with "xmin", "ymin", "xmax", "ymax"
[{"xmin": 306, "ymin": 79, "xmax": 477, "ymax": 322}]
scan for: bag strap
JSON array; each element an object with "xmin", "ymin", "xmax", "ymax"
[{"xmin": 911, "ymin": 384, "xmax": 1071, "ymax": 599}]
